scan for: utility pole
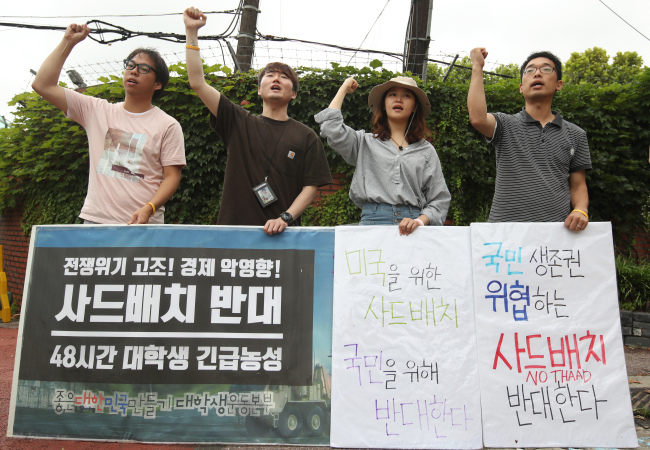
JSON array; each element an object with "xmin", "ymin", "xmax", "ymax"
[
  {"xmin": 404, "ymin": 0, "xmax": 433, "ymax": 80},
  {"xmin": 235, "ymin": 0, "xmax": 260, "ymax": 72}
]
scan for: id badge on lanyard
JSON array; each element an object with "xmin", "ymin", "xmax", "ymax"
[{"xmin": 254, "ymin": 118, "xmax": 288, "ymax": 207}]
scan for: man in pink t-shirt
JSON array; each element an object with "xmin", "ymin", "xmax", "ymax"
[{"xmin": 32, "ymin": 23, "xmax": 186, "ymax": 224}]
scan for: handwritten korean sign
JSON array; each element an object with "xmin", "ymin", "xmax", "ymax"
[
  {"xmin": 471, "ymin": 222, "xmax": 636, "ymax": 448},
  {"xmin": 331, "ymin": 226, "xmax": 483, "ymax": 449}
]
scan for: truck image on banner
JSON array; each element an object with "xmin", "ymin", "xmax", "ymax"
[{"xmin": 233, "ymin": 362, "xmax": 331, "ymax": 438}]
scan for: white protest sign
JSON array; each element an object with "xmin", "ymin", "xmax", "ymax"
[
  {"xmin": 331, "ymin": 226, "xmax": 483, "ymax": 449},
  {"xmin": 471, "ymin": 222, "xmax": 637, "ymax": 448}
]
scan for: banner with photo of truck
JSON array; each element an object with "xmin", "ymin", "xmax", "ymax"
[{"xmin": 8, "ymin": 225, "xmax": 334, "ymax": 445}]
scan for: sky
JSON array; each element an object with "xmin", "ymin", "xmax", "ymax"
[{"xmin": 1, "ymin": 0, "xmax": 649, "ymax": 122}]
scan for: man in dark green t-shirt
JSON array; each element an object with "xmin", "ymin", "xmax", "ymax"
[{"xmin": 184, "ymin": 7, "xmax": 332, "ymax": 235}]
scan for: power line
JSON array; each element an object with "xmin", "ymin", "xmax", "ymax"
[
  {"xmin": 597, "ymin": 0, "xmax": 650, "ymax": 43},
  {"xmin": 0, "ymin": 18, "xmax": 512, "ymax": 79},
  {"xmin": 221, "ymin": 0, "xmax": 244, "ymax": 38},
  {"xmin": 0, "ymin": 22, "xmax": 67, "ymax": 32},
  {"xmin": 0, "ymin": 20, "xmax": 225, "ymax": 44},
  {"xmin": 0, "ymin": 10, "xmax": 245, "ymax": 45},
  {"xmin": 0, "ymin": 11, "xmax": 237, "ymax": 19},
  {"xmin": 259, "ymin": 33, "xmax": 405, "ymax": 64},
  {"xmin": 345, "ymin": 0, "xmax": 392, "ymax": 65}
]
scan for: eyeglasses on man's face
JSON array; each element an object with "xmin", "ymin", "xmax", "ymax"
[
  {"xmin": 123, "ymin": 59, "xmax": 157, "ymax": 75},
  {"xmin": 523, "ymin": 65, "xmax": 556, "ymax": 76}
]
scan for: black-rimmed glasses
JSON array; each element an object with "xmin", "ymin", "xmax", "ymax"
[{"xmin": 123, "ymin": 59, "xmax": 157, "ymax": 75}]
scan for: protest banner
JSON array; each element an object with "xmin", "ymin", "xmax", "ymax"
[
  {"xmin": 471, "ymin": 222, "xmax": 637, "ymax": 448},
  {"xmin": 8, "ymin": 225, "xmax": 334, "ymax": 445},
  {"xmin": 331, "ymin": 226, "xmax": 483, "ymax": 449}
]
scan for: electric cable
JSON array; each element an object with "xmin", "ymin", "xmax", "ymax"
[
  {"xmin": 597, "ymin": 0, "xmax": 650, "ymax": 43},
  {"xmin": 0, "ymin": 18, "xmax": 512, "ymax": 78},
  {"xmin": 345, "ymin": 0, "xmax": 392, "ymax": 65},
  {"xmin": 0, "ymin": 11, "xmax": 237, "ymax": 19},
  {"xmin": 219, "ymin": 0, "xmax": 244, "ymax": 38}
]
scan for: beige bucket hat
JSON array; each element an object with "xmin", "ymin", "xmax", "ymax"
[{"xmin": 368, "ymin": 76, "xmax": 431, "ymax": 117}]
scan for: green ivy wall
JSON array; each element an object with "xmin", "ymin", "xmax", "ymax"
[{"xmin": 1, "ymin": 63, "xmax": 649, "ymax": 244}]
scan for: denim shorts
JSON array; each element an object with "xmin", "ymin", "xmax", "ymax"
[{"xmin": 360, "ymin": 202, "xmax": 421, "ymax": 225}]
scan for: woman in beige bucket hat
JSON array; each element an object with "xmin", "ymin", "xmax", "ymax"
[{"xmin": 314, "ymin": 76, "xmax": 450, "ymax": 235}]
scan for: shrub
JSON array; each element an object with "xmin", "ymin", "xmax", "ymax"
[{"xmin": 616, "ymin": 256, "xmax": 650, "ymax": 311}]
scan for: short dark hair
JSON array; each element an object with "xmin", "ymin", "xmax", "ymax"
[
  {"xmin": 257, "ymin": 62, "xmax": 299, "ymax": 92},
  {"xmin": 126, "ymin": 48, "xmax": 169, "ymax": 102},
  {"xmin": 520, "ymin": 51, "xmax": 563, "ymax": 81}
]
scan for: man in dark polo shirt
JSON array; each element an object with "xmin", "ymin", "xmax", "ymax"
[
  {"xmin": 467, "ymin": 47, "xmax": 591, "ymax": 232},
  {"xmin": 184, "ymin": 7, "xmax": 332, "ymax": 235}
]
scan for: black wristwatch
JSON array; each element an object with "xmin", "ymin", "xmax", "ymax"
[{"xmin": 280, "ymin": 212, "xmax": 294, "ymax": 225}]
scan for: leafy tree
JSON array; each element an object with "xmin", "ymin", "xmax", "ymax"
[
  {"xmin": 427, "ymin": 62, "xmax": 446, "ymax": 80},
  {"xmin": 493, "ymin": 62, "xmax": 520, "ymax": 79},
  {"xmin": 611, "ymin": 51, "xmax": 645, "ymax": 84},
  {"xmin": 564, "ymin": 47, "xmax": 644, "ymax": 85}
]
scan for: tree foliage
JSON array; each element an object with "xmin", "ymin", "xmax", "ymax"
[
  {"xmin": 0, "ymin": 61, "xmax": 648, "ymax": 251},
  {"xmin": 564, "ymin": 46, "xmax": 645, "ymax": 85}
]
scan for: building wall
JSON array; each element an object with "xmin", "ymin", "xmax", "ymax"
[
  {"xmin": 0, "ymin": 202, "xmax": 30, "ymax": 307},
  {"xmin": 315, "ymin": 173, "xmax": 347, "ymax": 198},
  {"xmin": 632, "ymin": 227, "xmax": 650, "ymax": 260}
]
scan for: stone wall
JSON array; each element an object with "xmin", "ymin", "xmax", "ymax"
[{"xmin": 621, "ymin": 311, "xmax": 650, "ymax": 347}]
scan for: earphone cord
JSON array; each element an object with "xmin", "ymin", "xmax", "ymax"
[{"xmin": 397, "ymin": 103, "xmax": 417, "ymax": 150}]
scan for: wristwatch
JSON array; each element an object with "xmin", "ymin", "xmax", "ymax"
[{"xmin": 280, "ymin": 212, "xmax": 294, "ymax": 225}]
